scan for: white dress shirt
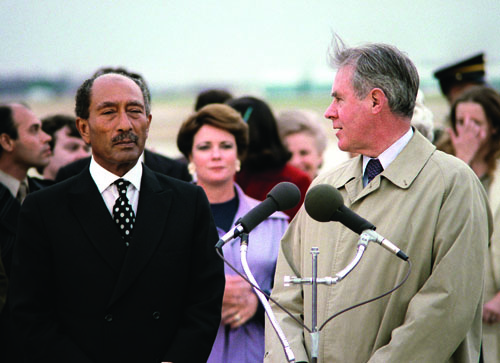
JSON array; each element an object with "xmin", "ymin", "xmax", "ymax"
[
  {"xmin": 0, "ymin": 169, "xmax": 27, "ymax": 198},
  {"xmin": 89, "ymin": 157, "xmax": 142, "ymax": 216}
]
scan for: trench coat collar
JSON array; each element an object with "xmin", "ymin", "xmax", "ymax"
[{"xmin": 333, "ymin": 130, "xmax": 436, "ymax": 201}]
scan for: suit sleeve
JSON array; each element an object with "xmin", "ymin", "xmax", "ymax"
[
  {"xmin": 162, "ymin": 186, "xmax": 225, "ymax": 363},
  {"xmin": 9, "ymin": 194, "xmax": 95, "ymax": 362},
  {"xmin": 368, "ymin": 169, "xmax": 491, "ymax": 362}
]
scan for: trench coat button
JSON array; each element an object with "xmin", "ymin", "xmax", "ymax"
[
  {"xmin": 153, "ymin": 311, "xmax": 160, "ymax": 320},
  {"xmin": 104, "ymin": 314, "xmax": 113, "ymax": 322}
]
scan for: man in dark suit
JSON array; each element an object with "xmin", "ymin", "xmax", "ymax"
[
  {"xmin": 0, "ymin": 103, "xmax": 53, "ymax": 362},
  {"xmin": 9, "ymin": 72, "xmax": 225, "ymax": 362},
  {"xmin": 0, "ymin": 103, "xmax": 53, "ymax": 273}
]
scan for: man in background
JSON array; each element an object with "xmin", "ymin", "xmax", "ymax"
[
  {"xmin": 434, "ymin": 53, "xmax": 487, "ymax": 105},
  {"xmin": 0, "ymin": 103, "xmax": 52, "ymax": 274},
  {"xmin": 0, "ymin": 103, "xmax": 52, "ymax": 363},
  {"xmin": 38, "ymin": 114, "xmax": 90, "ymax": 180},
  {"xmin": 194, "ymin": 89, "xmax": 233, "ymax": 110}
]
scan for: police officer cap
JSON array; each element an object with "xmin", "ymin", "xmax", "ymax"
[{"xmin": 433, "ymin": 53, "xmax": 486, "ymax": 97}]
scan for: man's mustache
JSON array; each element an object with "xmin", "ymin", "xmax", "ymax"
[{"xmin": 112, "ymin": 132, "xmax": 139, "ymax": 143}]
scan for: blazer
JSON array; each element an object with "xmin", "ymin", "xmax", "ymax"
[
  {"xmin": 0, "ymin": 176, "xmax": 53, "ymax": 363},
  {"xmin": 0, "ymin": 176, "xmax": 47, "ymax": 275},
  {"xmin": 55, "ymin": 149, "xmax": 191, "ymax": 183},
  {"xmin": 10, "ymin": 166, "xmax": 224, "ymax": 363}
]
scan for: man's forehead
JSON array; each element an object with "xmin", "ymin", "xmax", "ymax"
[
  {"xmin": 91, "ymin": 74, "xmax": 143, "ymax": 104},
  {"xmin": 332, "ymin": 66, "xmax": 354, "ymax": 90},
  {"xmin": 11, "ymin": 104, "xmax": 39, "ymax": 126}
]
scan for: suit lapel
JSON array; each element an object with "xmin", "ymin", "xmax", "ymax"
[
  {"xmin": 108, "ymin": 166, "xmax": 173, "ymax": 306},
  {"xmin": 69, "ymin": 169, "xmax": 127, "ymax": 272}
]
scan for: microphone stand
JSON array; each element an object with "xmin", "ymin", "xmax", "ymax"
[
  {"xmin": 284, "ymin": 237, "xmax": 369, "ymax": 363},
  {"xmin": 239, "ymin": 233, "xmax": 296, "ymax": 363}
]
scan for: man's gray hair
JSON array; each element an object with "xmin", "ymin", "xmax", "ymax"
[{"xmin": 328, "ymin": 35, "xmax": 419, "ymax": 119}]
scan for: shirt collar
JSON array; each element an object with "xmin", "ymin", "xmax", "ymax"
[
  {"xmin": 362, "ymin": 127, "xmax": 413, "ymax": 174},
  {"xmin": 89, "ymin": 156, "xmax": 143, "ymax": 193},
  {"xmin": 0, "ymin": 169, "xmax": 24, "ymax": 197}
]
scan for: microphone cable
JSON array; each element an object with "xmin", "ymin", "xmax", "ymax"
[
  {"xmin": 319, "ymin": 257, "xmax": 412, "ymax": 331},
  {"xmin": 216, "ymin": 243, "xmax": 411, "ymax": 335},
  {"xmin": 215, "ymin": 245, "xmax": 312, "ymax": 333}
]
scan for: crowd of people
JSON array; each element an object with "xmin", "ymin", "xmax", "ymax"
[{"xmin": 0, "ymin": 34, "xmax": 499, "ymax": 363}]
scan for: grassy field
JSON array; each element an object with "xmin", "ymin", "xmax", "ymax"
[{"xmin": 28, "ymin": 92, "xmax": 449, "ymax": 173}]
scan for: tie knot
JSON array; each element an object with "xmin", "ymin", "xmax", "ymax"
[
  {"xmin": 365, "ymin": 158, "xmax": 383, "ymax": 184},
  {"xmin": 114, "ymin": 178, "xmax": 131, "ymax": 194}
]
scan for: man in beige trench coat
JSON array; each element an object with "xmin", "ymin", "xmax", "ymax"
[{"xmin": 264, "ymin": 37, "xmax": 492, "ymax": 363}]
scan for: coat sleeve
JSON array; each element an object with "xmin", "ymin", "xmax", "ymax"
[
  {"xmin": 369, "ymin": 169, "xmax": 492, "ymax": 362},
  {"xmin": 161, "ymin": 186, "xmax": 225, "ymax": 363},
  {"xmin": 264, "ymin": 211, "xmax": 310, "ymax": 363},
  {"xmin": 9, "ymin": 194, "xmax": 95, "ymax": 362}
]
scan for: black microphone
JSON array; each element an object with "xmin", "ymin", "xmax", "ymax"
[
  {"xmin": 304, "ymin": 184, "xmax": 408, "ymax": 261},
  {"xmin": 215, "ymin": 182, "xmax": 301, "ymax": 249}
]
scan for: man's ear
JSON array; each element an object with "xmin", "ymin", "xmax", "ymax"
[
  {"xmin": 370, "ymin": 88, "xmax": 387, "ymax": 114},
  {"xmin": 0, "ymin": 133, "xmax": 15, "ymax": 152},
  {"xmin": 76, "ymin": 118, "xmax": 91, "ymax": 145},
  {"xmin": 145, "ymin": 114, "xmax": 152, "ymax": 138}
]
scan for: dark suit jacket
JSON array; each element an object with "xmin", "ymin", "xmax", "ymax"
[
  {"xmin": 10, "ymin": 166, "xmax": 224, "ymax": 363},
  {"xmin": 0, "ymin": 177, "xmax": 48, "ymax": 275},
  {"xmin": 0, "ymin": 176, "xmax": 52, "ymax": 363},
  {"xmin": 55, "ymin": 150, "xmax": 191, "ymax": 183}
]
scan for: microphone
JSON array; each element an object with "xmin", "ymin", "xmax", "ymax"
[
  {"xmin": 304, "ymin": 184, "xmax": 408, "ymax": 261},
  {"xmin": 215, "ymin": 182, "xmax": 301, "ymax": 249}
]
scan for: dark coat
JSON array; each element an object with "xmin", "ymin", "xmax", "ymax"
[
  {"xmin": 55, "ymin": 149, "xmax": 191, "ymax": 183},
  {"xmin": 9, "ymin": 166, "xmax": 224, "ymax": 363},
  {"xmin": 0, "ymin": 177, "xmax": 52, "ymax": 363},
  {"xmin": 0, "ymin": 177, "xmax": 48, "ymax": 275}
]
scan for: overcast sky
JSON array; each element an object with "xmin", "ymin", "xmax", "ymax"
[{"xmin": 2, "ymin": 0, "xmax": 500, "ymax": 91}]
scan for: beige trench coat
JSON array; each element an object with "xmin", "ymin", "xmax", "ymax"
[
  {"xmin": 265, "ymin": 131, "xmax": 492, "ymax": 363},
  {"xmin": 483, "ymin": 161, "xmax": 500, "ymax": 362}
]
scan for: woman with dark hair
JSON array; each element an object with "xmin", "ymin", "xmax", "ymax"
[
  {"xmin": 226, "ymin": 96, "xmax": 311, "ymax": 218},
  {"xmin": 436, "ymin": 86, "xmax": 500, "ymax": 363},
  {"xmin": 437, "ymin": 86, "xmax": 500, "ymax": 184},
  {"xmin": 177, "ymin": 103, "xmax": 288, "ymax": 363}
]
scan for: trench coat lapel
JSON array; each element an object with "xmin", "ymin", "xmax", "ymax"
[
  {"xmin": 69, "ymin": 169, "xmax": 126, "ymax": 272},
  {"xmin": 338, "ymin": 131, "xmax": 436, "ymax": 205},
  {"xmin": 108, "ymin": 166, "xmax": 173, "ymax": 305}
]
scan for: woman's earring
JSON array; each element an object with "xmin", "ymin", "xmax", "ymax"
[
  {"xmin": 188, "ymin": 162, "xmax": 196, "ymax": 177},
  {"xmin": 235, "ymin": 159, "xmax": 241, "ymax": 172}
]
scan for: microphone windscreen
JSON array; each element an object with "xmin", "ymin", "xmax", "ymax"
[
  {"xmin": 238, "ymin": 182, "xmax": 301, "ymax": 233},
  {"xmin": 304, "ymin": 184, "xmax": 344, "ymax": 222},
  {"xmin": 267, "ymin": 182, "xmax": 301, "ymax": 211}
]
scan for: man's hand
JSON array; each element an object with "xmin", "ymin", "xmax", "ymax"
[{"xmin": 483, "ymin": 292, "xmax": 500, "ymax": 324}]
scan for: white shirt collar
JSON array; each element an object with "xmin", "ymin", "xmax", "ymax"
[
  {"xmin": 362, "ymin": 127, "xmax": 414, "ymax": 174},
  {"xmin": 0, "ymin": 169, "xmax": 25, "ymax": 197},
  {"xmin": 89, "ymin": 156, "xmax": 143, "ymax": 193}
]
